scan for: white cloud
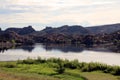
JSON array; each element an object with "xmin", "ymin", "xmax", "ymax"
[{"xmin": 0, "ymin": 0, "xmax": 120, "ymax": 30}]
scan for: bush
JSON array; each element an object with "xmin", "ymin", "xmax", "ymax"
[
  {"xmin": 80, "ymin": 62, "xmax": 120, "ymax": 75},
  {"xmin": 35, "ymin": 57, "xmax": 46, "ymax": 63},
  {"xmin": 47, "ymin": 58, "xmax": 61, "ymax": 63},
  {"xmin": 80, "ymin": 62, "xmax": 108, "ymax": 72},
  {"xmin": 81, "ymin": 64, "xmax": 89, "ymax": 72},
  {"xmin": 4, "ymin": 63, "xmax": 16, "ymax": 68},
  {"xmin": 21, "ymin": 58, "xmax": 35, "ymax": 64},
  {"xmin": 64, "ymin": 59, "xmax": 79, "ymax": 69},
  {"xmin": 55, "ymin": 62, "xmax": 65, "ymax": 74},
  {"xmin": 103, "ymin": 66, "xmax": 112, "ymax": 73},
  {"xmin": 110, "ymin": 66, "xmax": 120, "ymax": 75},
  {"xmin": 78, "ymin": 62, "xmax": 87, "ymax": 69}
]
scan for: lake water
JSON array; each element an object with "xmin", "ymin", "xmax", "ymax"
[{"xmin": 0, "ymin": 43, "xmax": 120, "ymax": 66}]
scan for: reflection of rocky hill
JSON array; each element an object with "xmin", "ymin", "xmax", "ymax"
[
  {"xmin": 0, "ymin": 47, "xmax": 9, "ymax": 53},
  {"xmin": 16, "ymin": 45, "xmax": 35, "ymax": 52},
  {"xmin": 41, "ymin": 43, "xmax": 119, "ymax": 53},
  {"xmin": 42, "ymin": 44, "xmax": 84, "ymax": 53}
]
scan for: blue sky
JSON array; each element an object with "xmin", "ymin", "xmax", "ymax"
[{"xmin": 0, "ymin": 0, "xmax": 120, "ymax": 30}]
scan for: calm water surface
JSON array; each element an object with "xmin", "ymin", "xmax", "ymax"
[{"xmin": 0, "ymin": 44, "xmax": 120, "ymax": 66}]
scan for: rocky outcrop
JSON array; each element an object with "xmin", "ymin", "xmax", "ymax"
[
  {"xmin": 40, "ymin": 25, "xmax": 90, "ymax": 35},
  {"xmin": 5, "ymin": 25, "xmax": 35, "ymax": 35},
  {"xmin": 19, "ymin": 26, "xmax": 35, "ymax": 35}
]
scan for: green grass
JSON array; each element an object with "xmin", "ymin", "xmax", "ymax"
[
  {"xmin": 0, "ymin": 58, "xmax": 120, "ymax": 80},
  {"xmin": 66, "ymin": 69, "xmax": 120, "ymax": 80}
]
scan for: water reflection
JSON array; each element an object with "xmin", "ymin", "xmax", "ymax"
[
  {"xmin": 0, "ymin": 43, "xmax": 120, "ymax": 65},
  {"xmin": 41, "ymin": 43, "xmax": 119, "ymax": 53},
  {"xmin": 43, "ymin": 44, "xmax": 84, "ymax": 53},
  {"xmin": 0, "ymin": 43, "xmax": 119, "ymax": 53},
  {"xmin": 15, "ymin": 45, "xmax": 35, "ymax": 52},
  {"xmin": 0, "ymin": 47, "xmax": 8, "ymax": 53}
]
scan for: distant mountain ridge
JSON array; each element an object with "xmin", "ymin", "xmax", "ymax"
[
  {"xmin": 86, "ymin": 23, "xmax": 120, "ymax": 34},
  {"xmin": 0, "ymin": 23, "xmax": 120, "ymax": 35},
  {"xmin": 5, "ymin": 25, "xmax": 35, "ymax": 35},
  {"xmin": 40, "ymin": 25, "xmax": 90, "ymax": 35},
  {"xmin": 33, "ymin": 23, "xmax": 120, "ymax": 36}
]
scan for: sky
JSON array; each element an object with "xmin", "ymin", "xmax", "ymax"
[{"xmin": 0, "ymin": 0, "xmax": 120, "ymax": 30}]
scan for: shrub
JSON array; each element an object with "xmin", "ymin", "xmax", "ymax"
[
  {"xmin": 35, "ymin": 57, "xmax": 46, "ymax": 63},
  {"xmin": 110, "ymin": 66, "xmax": 120, "ymax": 75},
  {"xmin": 64, "ymin": 59, "xmax": 79, "ymax": 69},
  {"xmin": 81, "ymin": 64, "xmax": 89, "ymax": 72},
  {"xmin": 4, "ymin": 63, "xmax": 16, "ymax": 68},
  {"xmin": 81, "ymin": 62, "xmax": 110, "ymax": 72},
  {"xmin": 47, "ymin": 58, "xmax": 60, "ymax": 63},
  {"xmin": 78, "ymin": 62, "xmax": 87, "ymax": 69},
  {"xmin": 55, "ymin": 62, "xmax": 65, "ymax": 74},
  {"xmin": 22, "ymin": 58, "xmax": 35, "ymax": 64},
  {"xmin": 103, "ymin": 66, "xmax": 112, "ymax": 73}
]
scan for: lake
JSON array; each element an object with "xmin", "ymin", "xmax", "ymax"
[{"xmin": 0, "ymin": 43, "xmax": 120, "ymax": 66}]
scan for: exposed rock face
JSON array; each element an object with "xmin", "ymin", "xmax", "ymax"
[{"xmin": 5, "ymin": 26, "xmax": 35, "ymax": 35}]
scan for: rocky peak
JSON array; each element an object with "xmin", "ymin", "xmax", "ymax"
[
  {"xmin": 44, "ymin": 26, "xmax": 53, "ymax": 30},
  {"xmin": 19, "ymin": 26, "xmax": 35, "ymax": 35}
]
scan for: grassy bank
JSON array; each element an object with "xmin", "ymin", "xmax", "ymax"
[{"xmin": 0, "ymin": 57, "xmax": 120, "ymax": 80}]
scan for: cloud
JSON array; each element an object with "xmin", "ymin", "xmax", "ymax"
[{"xmin": 0, "ymin": 0, "xmax": 120, "ymax": 30}]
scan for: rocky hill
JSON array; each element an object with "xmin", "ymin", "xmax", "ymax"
[
  {"xmin": 5, "ymin": 25, "xmax": 35, "ymax": 35},
  {"xmin": 2, "ymin": 23, "xmax": 120, "ymax": 36},
  {"xmin": 86, "ymin": 23, "xmax": 120, "ymax": 34},
  {"xmin": 39, "ymin": 25, "xmax": 90, "ymax": 35},
  {"xmin": 0, "ymin": 23, "xmax": 120, "ymax": 52}
]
